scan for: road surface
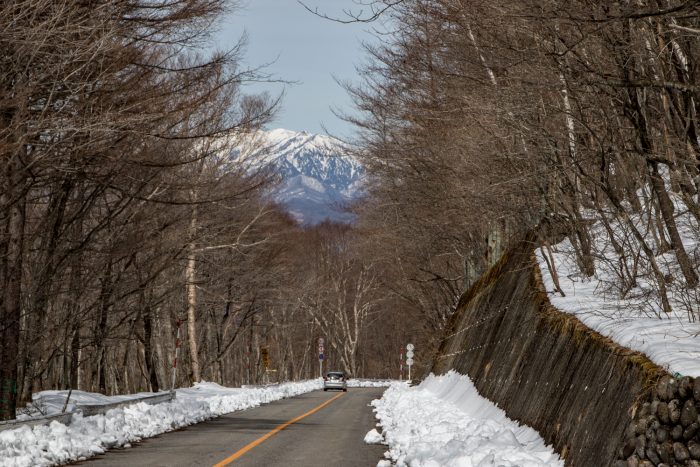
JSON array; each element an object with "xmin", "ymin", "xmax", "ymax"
[{"xmin": 76, "ymin": 388, "xmax": 387, "ymax": 467}]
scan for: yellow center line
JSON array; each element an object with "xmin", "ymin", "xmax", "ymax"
[{"xmin": 212, "ymin": 392, "xmax": 346, "ymax": 466}]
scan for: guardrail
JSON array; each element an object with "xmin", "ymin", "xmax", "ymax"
[
  {"xmin": 0, "ymin": 390, "xmax": 176, "ymax": 432},
  {"xmin": 76, "ymin": 391, "xmax": 176, "ymax": 417},
  {"xmin": 0, "ymin": 411, "xmax": 76, "ymax": 432}
]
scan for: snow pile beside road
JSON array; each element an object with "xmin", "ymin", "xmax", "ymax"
[
  {"xmin": 347, "ymin": 379, "xmax": 395, "ymax": 388},
  {"xmin": 0, "ymin": 379, "xmax": 322, "ymax": 467},
  {"xmin": 372, "ymin": 372, "xmax": 562, "ymax": 467},
  {"xmin": 364, "ymin": 428, "xmax": 383, "ymax": 444},
  {"xmin": 178, "ymin": 380, "xmax": 322, "ymax": 414}
]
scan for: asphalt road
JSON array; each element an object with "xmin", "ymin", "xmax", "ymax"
[{"xmin": 75, "ymin": 387, "xmax": 387, "ymax": 467}]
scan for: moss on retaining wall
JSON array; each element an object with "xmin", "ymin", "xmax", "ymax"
[{"xmin": 432, "ymin": 241, "xmax": 668, "ymax": 466}]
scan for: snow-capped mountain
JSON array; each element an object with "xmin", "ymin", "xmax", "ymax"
[{"xmin": 235, "ymin": 129, "xmax": 364, "ymax": 225}]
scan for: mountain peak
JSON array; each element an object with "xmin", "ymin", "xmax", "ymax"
[{"xmin": 235, "ymin": 129, "xmax": 364, "ymax": 225}]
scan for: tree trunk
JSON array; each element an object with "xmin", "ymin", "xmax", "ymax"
[
  {"xmin": 0, "ymin": 149, "xmax": 27, "ymax": 420},
  {"xmin": 603, "ymin": 186, "xmax": 673, "ymax": 314},
  {"xmin": 0, "ymin": 195, "xmax": 25, "ymax": 420},
  {"xmin": 185, "ymin": 203, "xmax": 201, "ymax": 381},
  {"xmin": 20, "ymin": 178, "xmax": 74, "ymax": 400},
  {"xmin": 94, "ymin": 259, "xmax": 113, "ymax": 394},
  {"xmin": 541, "ymin": 243, "xmax": 565, "ymax": 297},
  {"xmin": 70, "ymin": 324, "xmax": 81, "ymax": 390},
  {"xmin": 143, "ymin": 306, "xmax": 160, "ymax": 392},
  {"xmin": 625, "ymin": 52, "xmax": 699, "ymax": 287},
  {"xmin": 648, "ymin": 161, "xmax": 699, "ymax": 287}
]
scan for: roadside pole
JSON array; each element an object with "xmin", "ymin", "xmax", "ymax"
[
  {"xmin": 406, "ymin": 343, "xmax": 415, "ymax": 381},
  {"xmin": 399, "ymin": 348, "xmax": 404, "ymax": 381}
]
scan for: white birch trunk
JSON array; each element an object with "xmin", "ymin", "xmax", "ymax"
[{"xmin": 186, "ymin": 205, "xmax": 201, "ymax": 382}]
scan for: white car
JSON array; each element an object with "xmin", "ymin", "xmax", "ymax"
[{"xmin": 323, "ymin": 371, "xmax": 348, "ymax": 391}]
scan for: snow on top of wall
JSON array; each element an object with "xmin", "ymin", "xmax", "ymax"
[{"xmin": 537, "ymin": 237, "xmax": 700, "ymax": 377}]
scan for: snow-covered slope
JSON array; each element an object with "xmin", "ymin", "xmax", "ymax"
[
  {"xmin": 536, "ymin": 197, "xmax": 700, "ymax": 377},
  {"xmin": 235, "ymin": 129, "xmax": 364, "ymax": 225}
]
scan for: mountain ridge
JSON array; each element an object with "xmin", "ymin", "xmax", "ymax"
[{"xmin": 234, "ymin": 129, "xmax": 364, "ymax": 225}]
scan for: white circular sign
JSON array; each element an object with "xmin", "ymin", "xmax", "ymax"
[
  {"xmin": 406, "ymin": 350, "xmax": 414, "ymax": 358},
  {"xmin": 406, "ymin": 343, "xmax": 414, "ymax": 351},
  {"xmin": 319, "ymin": 337, "xmax": 324, "ymax": 345},
  {"xmin": 406, "ymin": 358, "xmax": 414, "ymax": 365}
]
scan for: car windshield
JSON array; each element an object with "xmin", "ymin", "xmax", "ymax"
[{"xmin": 327, "ymin": 373, "xmax": 344, "ymax": 379}]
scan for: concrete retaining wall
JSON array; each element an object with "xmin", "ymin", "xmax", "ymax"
[{"xmin": 431, "ymin": 242, "xmax": 682, "ymax": 466}]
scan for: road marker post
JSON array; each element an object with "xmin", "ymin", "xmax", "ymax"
[{"xmin": 406, "ymin": 343, "xmax": 415, "ymax": 381}]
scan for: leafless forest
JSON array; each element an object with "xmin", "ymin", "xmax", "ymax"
[
  {"xmin": 1, "ymin": 0, "xmax": 700, "ymax": 421},
  {"xmin": 348, "ymin": 0, "xmax": 700, "ymax": 333}
]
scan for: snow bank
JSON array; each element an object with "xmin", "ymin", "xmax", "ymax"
[
  {"xmin": 0, "ymin": 379, "xmax": 322, "ymax": 467},
  {"xmin": 347, "ymin": 379, "xmax": 396, "ymax": 388},
  {"xmin": 537, "ymin": 238, "xmax": 700, "ymax": 377},
  {"xmin": 372, "ymin": 371, "xmax": 562, "ymax": 467}
]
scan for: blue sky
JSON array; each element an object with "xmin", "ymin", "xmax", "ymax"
[{"xmin": 214, "ymin": 1, "xmax": 377, "ymax": 138}]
